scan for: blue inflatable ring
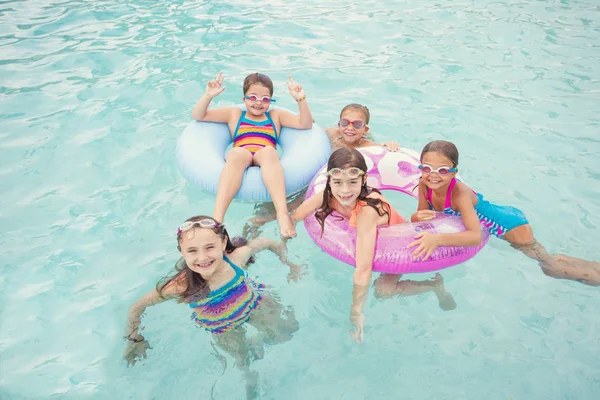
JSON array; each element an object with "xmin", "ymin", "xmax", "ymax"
[{"xmin": 176, "ymin": 105, "xmax": 331, "ymax": 202}]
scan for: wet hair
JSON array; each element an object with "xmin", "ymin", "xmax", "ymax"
[
  {"xmin": 314, "ymin": 148, "xmax": 391, "ymax": 235},
  {"xmin": 420, "ymin": 140, "xmax": 459, "ymax": 167},
  {"xmin": 157, "ymin": 215, "xmax": 253, "ymax": 303},
  {"xmin": 340, "ymin": 103, "xmax": 370, "ymax": 124},
  {"xmin": 243, "ymin": 73, "xmax": 274, "ymax": 96}
]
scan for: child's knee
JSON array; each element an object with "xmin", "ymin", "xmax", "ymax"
[
  {"xmin": 226, "ymin": 148, "xmax": 253, "ymax": 163},
  {"xmin": 504, "ymin": 224, "xmax": 534, "ymax": 245},
  {"xmin": 373, "ymin": 280, "xmax": 395, "ymax": 298},
  {"xmin": 255, "ymin": 146, "xmax": 279, "ymax": 162}
]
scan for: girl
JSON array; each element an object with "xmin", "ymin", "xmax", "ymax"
[
  {"xmin": 409, "ymin": 140, "xmax": 600, "ymax": 286},
  {"xmin": 192, "ymin": 72, "xmax": 314, "ymax": 238},
  {"xmin": 291, "ymin": 148, "xmax": 456, "ymax": 344},
  {"xmin": 325, "ymin": 103, "xmax": 400, "ymax": 151},
  {"xmin": 123, "ymin": 216, "xmax": 300, "ymax": 394},
  {"xmin": 242, "ymin": 103, "xmax": 400, "ymax": 241}
]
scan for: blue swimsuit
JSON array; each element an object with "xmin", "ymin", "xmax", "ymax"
[{"xmin": 426, "ymin": 178, "xmax": 528, "ymax": 238}]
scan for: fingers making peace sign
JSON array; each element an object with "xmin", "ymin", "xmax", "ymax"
[
  {"xmin": 286, "ymin": 75, "xmax": 306, "ymax": 101},
  {"xmin": 204, "ymin": 72, "xmax": 226, "ymax": 99}
]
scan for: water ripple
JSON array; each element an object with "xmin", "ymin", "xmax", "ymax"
[{"xmin": 1, "ymin": 0, "xmax": 599, "ymax": 398}]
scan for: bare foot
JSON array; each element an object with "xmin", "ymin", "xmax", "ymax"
[
  {"xmin": 277, "ymin": 213, "xmax": 296, "ymax": 238},
  {"xmin": 432, "ymin": 273, "xmax": 457, "ymax": 311}
]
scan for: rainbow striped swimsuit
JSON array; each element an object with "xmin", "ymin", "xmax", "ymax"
[
  {"xmin": 232, "ymin": 111, "xmax": 278, "ymax": 155},
  {"xmin": 426, "ymin": 178, "xmax": 528, "ymax": 238},
  {"xmin": 189, "ymin": 257, "xmax": 263, "ymax": 334}
]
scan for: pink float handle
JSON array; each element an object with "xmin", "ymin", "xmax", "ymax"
[{"xmin": 303, "ymin": 147, "xmax": 489, "ymax": 273}]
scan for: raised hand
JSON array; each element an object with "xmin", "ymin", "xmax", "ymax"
[
  {"xmin": 204, "ymin": 72, "xmax": 226, "ymax": 99},
  {"xmin": 286, "ymin": 75, "xmax": 306, "ymax": 101}
]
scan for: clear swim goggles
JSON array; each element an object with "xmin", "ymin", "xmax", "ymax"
[
  {"xmin": 418, "ymin": 164, "xmax": 457, "ymax": 176},
  {"xmin": 327, "ymin": 167, "xmax": 365, "ymax": 179},
  {"xmin": 177, "ymin": 219, "xmax": 223, "ymax": 235},
  {"xmin": 244, "ymin": 95, "xmax": 275, "ymax": 104}
]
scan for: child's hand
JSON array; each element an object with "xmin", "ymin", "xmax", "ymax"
[
  {"xmin": 123, "ymin": 338, "xmax": 151, "ymax": 367},
  {"xmin": 408, "ymin": 232, "xmax": 440, "ymax": 261},
  {"xmin": 287, "ymin": 263, "xmax": 306, "ymax": 283},
  {"xmin": 286, "ymin": 75, "xmax": 306, "ymax": 101},
  {"xmin": 383, "ymin": 141, "xmax": 400, "ymax": 152},
  {"xmin": 349, "ymin": 310, "xmax": 365, "ymax": 344},
  {"xmin": 204, "ymin": 72, "xmax": 226, "ymax": 99},
  {"xmin": 413, "ymin": 210, "xmax": 435, "ymax": 222}
]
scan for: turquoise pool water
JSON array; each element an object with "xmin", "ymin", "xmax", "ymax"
[{"xmin": 1, "ymin": 0, "xmax": 599, "ymax": 398}]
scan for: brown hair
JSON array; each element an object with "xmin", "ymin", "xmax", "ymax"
[
  {"xmin": 340, "ymin": 103, "xmax": 370, "ymax": 124},
  {"xmin": 420, "ymin": 140, "xmax": 459, "ymax": 167},
  {"xmin": 243, "ymin": 73, "xmax": 274, "ymax": 96},
  {"xmin": 157, "ymin": 215, "xmax": 252, "ymax": 303},
  {"xmin": 314, "ymin": 148, "xmax": 390, "ymax": 235}
]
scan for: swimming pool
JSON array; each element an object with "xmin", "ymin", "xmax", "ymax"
[{"xmin": 1, "ymin": 0, "xmax": 599, "ymax": 398}]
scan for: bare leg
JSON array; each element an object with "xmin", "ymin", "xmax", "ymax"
[
  {"xmin": 505, "ymin": 224, "xmax": 600, "ymax": 286},
  {"xmin": 243, "ymin": 189, "xmax": 307, "ymax": 240},
  {"xmin": 214, "ymin": 328, "xmax": 262, "ymax": 399},
  {"xmin": 247, "ymin": 294, "xmax": 299, "ymax": 345},
  {"xmin": 373, "ymin": 273, "xmax": 457, "ymax": 311},
  {"xmin": 511, "ymin": 240, "xmax": 600, "ymax": 286},
  {"xmin": 253, "ymin": 147, "xmax": 295, "ymax": 238},
  {"xmin": 213, "ymin": 148, "xmax": 253, "ymax": 223}
]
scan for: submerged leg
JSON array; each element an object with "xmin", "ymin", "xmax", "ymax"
[
  {"xmin": 504, "ymin": 224, "xmax": 600, "ymax": 286},
  {"xmin": 512, "ymin": 240, "xmax": 600, "ymax": 286},
  {"xmin": 213, "ymin": 328, "xmax": 262, "ymax": 399},
  {"xmin": 373, "ymin": 273, "xmax": 457, "ymax": 311}
]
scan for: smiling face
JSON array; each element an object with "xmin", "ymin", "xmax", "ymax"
[
  {"xmin": 178, "ymin": 227, "xmax": 228, "ymax": 279},
  {"xmin": 338, "ymin": 109, "xmax": 370, "ymax": 146},
  {"xmin": 243, "ymin": 83, "xmax": 272, "ymax": 117},
  {"xmin": 329, "ymin": 169, "xmax": 366, "ymax": 207},
  {"xmin": 420, "ymin": 151, "xmax": 458, "ymax": 191}
]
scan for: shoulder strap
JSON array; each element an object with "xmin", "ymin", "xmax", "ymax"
[
  {"xmin": 426, "ymin": 186, "xmax": 433, "ymax": 204},
  {"xmin": 445, "ymin": 178, "xmax": 457, "ymax": 209},
  {"xmin": 265, "ymin": 111, "xmax": 278, "ymax": 137},
  {"xmin": 232, "ymin": 111, "xmax": 247, "ymax": 139}
]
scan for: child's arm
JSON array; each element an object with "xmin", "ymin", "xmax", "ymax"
[
  {"xmin": 233, "ymin": 237, "xmax": 286, "ymax": 265},
  {"xmin": 231, "ymin": 237, "xmax": 305, "ymax": 282},
  {"xmin": 411, "ymin": 180, "xmax": 435, "ymax": 222},
  {"xmin": 123, "ymin": 277, "xmax": 185, "ymax": 366},
  {"xmin": 349, "ymin": 206, "xmax": 379, "ymax": 344},
  {"xmin": 191, "ymin": 72, "xmax": 239, "ymax": 123},
  {"xmin": 409, "ymin": 187, "xmax": 482, "ymax": 260},
  {"xmin": 271, "ymin": 76, "xmax": 313, "ymax": 130},
  {"xmin": 125, "ymin": 279, "xmax": 184, "ymax": 340},
  {"xmin": 290, "ymin": 191, "xmax": 324, "ymax": 224}
]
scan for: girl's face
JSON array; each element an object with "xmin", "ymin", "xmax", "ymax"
[
  {"xmin": 329, "ymin": 167, "xmax": 366, "ymax": 207},
  {"xmin": 179, "ymin": 228, "xmax": 227, "ymax": 279},
  {"xmin": 338, "ymin": 110, "xmax": 369, "ymax": 145},
  {"xmin": 420, "ymin": 151, "xmax": 457, "ymax": 190},
  {"xmin": 243, "ymin": 84, "xmax": 273, "ymax": 117}
]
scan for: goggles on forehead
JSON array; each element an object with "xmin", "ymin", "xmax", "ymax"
[
  {"xmin": 418, "ymin": 164, "xmax": 457, "ymax": 175},
  {"xmin": 244, "ymin": 95, "xmax": 275, "ymax": 104},
  {"xmin": 177, "ymin": 219, "xmax": 223, "ymax": 235},
  {"xmin": 327, "ymin": 167, "xmax": 365, "ymax": 179}
]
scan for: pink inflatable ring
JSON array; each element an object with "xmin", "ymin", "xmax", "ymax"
[{"xmin": 303, "ymin": 146, "xmax": 489, "ymax": 274}]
